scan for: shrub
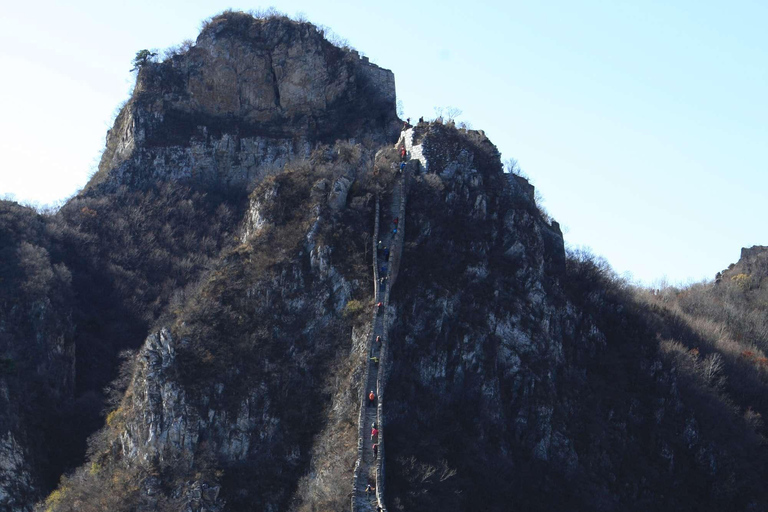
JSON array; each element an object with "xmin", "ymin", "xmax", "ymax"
[
  {"xmin": 44, "ymin": 487, "xmax": 67, "ymax": 512},
  {"xmin": 105, "ymin": 408, "xmax": 122, "ymax": 428},
  {"xmin": 732, "ymin": 273, "xmax": 754, "ymax": 291},
  {"xmin": 343, "ymin": 299, "xmax": 365, "ymax": 319}
]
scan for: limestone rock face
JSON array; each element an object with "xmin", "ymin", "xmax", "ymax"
[
  {"xmin": 81, "ymin": 157, "xmax": 366, "ymax": 510},
  {"xmin": 379, "ymin": 123, "xmax": 762, "ymax": 511},
  {"xmin": 90, "ymin": 12, "xmax": 397, "ymax": 193},
  {"xmin": 388, "ymin": 125, "xmax": 587, "ymax": 506},
  {"xmin": 327, "ymin": 175, "xmax": 353, "ymax": 211},
  {"xmin": 0, "ymin": 430, "xmax": 34, "ymax": 512}
]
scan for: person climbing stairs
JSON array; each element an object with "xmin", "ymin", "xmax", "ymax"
[{"xmin": 351, "ymin": 153, "xmax": 409, "ymax": 512}]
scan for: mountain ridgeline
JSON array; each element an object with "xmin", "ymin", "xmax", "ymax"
[{"xmin": 2, "ymin": 10, "xmax": 768, "ymax": 512}]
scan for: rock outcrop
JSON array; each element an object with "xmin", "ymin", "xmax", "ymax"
[
  {"xmin": 718, "ymin": 245, "xmax": 768, "ymax": 284},
  {"xmin": 89, "ymin": 11, "xmax": 397, "ymax": 193},
  {"xmin": 385, "ymin": 123, "xmax": 586, "ymax": 509}
]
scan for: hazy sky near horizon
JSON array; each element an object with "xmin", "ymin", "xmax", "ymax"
[{"xmin": 0, "ymin": 0, "xmax": 765, "ymax": 285}]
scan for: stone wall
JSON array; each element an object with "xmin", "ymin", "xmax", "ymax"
[{"xmin": 351, "ymin": 51, "xmax": 397, "ymax": 109}]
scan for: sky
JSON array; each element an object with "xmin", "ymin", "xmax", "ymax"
[{"xmin": 0, "ymin": 0, "xmax": 765, "ymax": 285}]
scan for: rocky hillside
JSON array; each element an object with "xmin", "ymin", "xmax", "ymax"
[
  {"xmin": 1, "ymin": 10, "xmax": 768, "ymax": 512},
  {"xmin": 0, "ymin": 202, "xmax": 75, "ymax": 510}
]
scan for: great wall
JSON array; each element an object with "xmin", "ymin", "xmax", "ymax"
[{"xmin": 351, "ymin": 131, "xmax": 415, "ymax": 512}]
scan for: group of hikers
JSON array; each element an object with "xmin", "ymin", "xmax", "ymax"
[
  {"xmin": 401, "ymin": 116, "xmax": 424, "ymax": 132},
  {"xmin": 360, "ymin": 131, "xmax": 417, "ymax": 509},
  {"xmin": 365, "ymin": 420, "xmax": 381, "ymax": 503},
  {"xmin": 367, "ymin": 393, "xmax": 380, "ymax": 489}
]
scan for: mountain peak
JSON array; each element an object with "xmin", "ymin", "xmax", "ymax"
[{"xmin": 88, "ymin": 10, "xmax": 398, "ymax": 193}]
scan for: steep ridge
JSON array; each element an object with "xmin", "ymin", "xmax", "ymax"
[
  {"xmin": 380, "ymin": 123, "xmax": 768, "ymax": 512},
  {"xmin": 352, "ymin": 144, "xmax": 408, "ymax": 512}
]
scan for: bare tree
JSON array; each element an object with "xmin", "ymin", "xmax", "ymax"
[
  {"xmin": 702, "ymin": 352, "xmax": 725, "ymax": 389},
  {"xmin": 504, "ymin": 158, "xmax": 522, "ymax": 176},
  {"xmin": 445, "ymin": 106, "xmax": 462, "ymax": 122}
]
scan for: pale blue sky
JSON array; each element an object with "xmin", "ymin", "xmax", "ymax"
[{"xmin": 0, "ymin": 0, "xmax": 765, "ymax": 285}]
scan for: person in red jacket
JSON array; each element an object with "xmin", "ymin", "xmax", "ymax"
[
  {"xmin": 371, "ymin": 425, "xmax": 379, "ymax": 440},
  {"xmin": 368, "ymin": 390, "xmax": 376, "ymax": 406}
]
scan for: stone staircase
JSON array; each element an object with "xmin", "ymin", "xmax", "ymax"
[{"xmin": 351, "ymin": 148, "xmax": 409, "ymax": 512}]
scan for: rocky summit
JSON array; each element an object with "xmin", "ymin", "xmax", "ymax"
[
  {"xmin": 2, "ymin": 10, "xmax": 768, "ymax": 512},
  {"xmin": 91, "ymin": 12, "xmax": 398, "ymax": 193}
]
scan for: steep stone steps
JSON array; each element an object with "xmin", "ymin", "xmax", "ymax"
[{"xmin": 351, "ymin": 148, "xmax": 409, "ymax": 512}]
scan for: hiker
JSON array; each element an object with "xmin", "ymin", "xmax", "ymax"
[
  {"xmin": 399, "ymin": 161, "xmax": 405, "ymax": 174},
  {"xmin": 376, "ymin": 301, "xmax": 383, "ymax": 309},
  {"xmin": 377, "ymin": 240, "xmax": 383, "ymax": 250},
  {"xmin": 371, "ymin": 424, "xmax": 379, "ymax": 440},
  {"xmin": 393, "ymin": 217, "xmax": 399, "ymax": 226},
  {"xmin": 383, "ymin": 248, "xmax": 389, "ymax": 259},
  {"xmin": 380, "ymin": 265, "xmax": 387, "ymax": 274},
  {"xmin": 373, "ymin": 443, "xmax": 378, "ymax": 459},
  {"xmin": 365, "ymin": 483, "xmax": 374, "ymax": 496},
  {"xmin": 400, "ymin": 146, "xmax": 406, "ymax": 160},
  {"xmin": 393, "ymin": 228, "xmax": 397, "ymax": 235},
  {"xmin": 376, "ymin": 335, "xmax": 381, "ymax": 345},
  {"xmin": 418, "ymin": 116, "xmax": 424, "ymax": 123},
  {"xmin": 370, "ymin": 356, "xmax": 380, "ymax": 364},
  {"xmin": 368, "ymin": 390, "xmax": 376, "ymax": 406}
]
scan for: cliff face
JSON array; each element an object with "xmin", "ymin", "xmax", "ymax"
[{"xmin": 90, "ymin": 11, "xmax": 397, "ymax": 193}]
